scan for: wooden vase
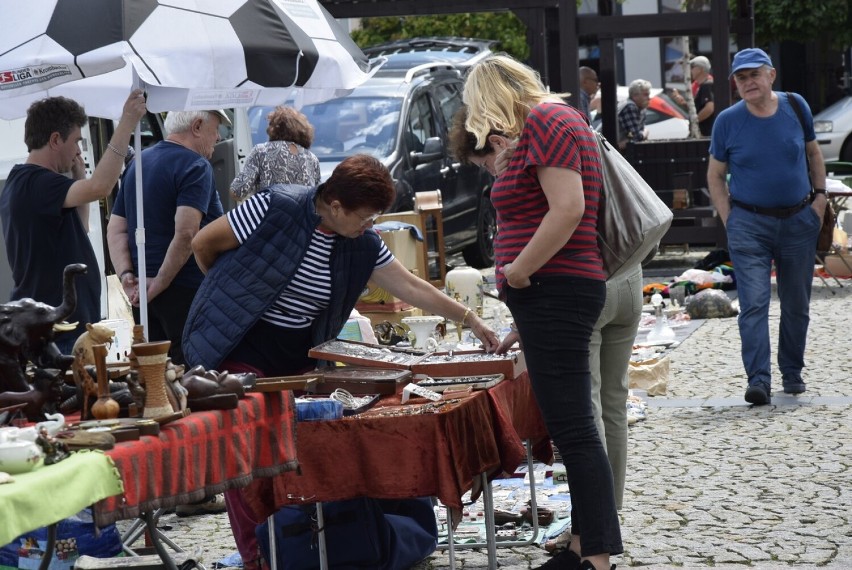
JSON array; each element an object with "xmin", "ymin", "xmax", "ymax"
[
  {"xmin": 128, "ymin": 324, "xmax": 147, "ymax": 377},
  {"xmin": 133, "ymin": 341, "xmax": 174, "ymax": 419},
  {"xmin": 90, "ymin": 344, "xmax": 120, "ymax": 420}
]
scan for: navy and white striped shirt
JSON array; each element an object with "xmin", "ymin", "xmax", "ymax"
[{"xmin": 227, "ymin": 190, "xmax": 394, "ymax": 329}]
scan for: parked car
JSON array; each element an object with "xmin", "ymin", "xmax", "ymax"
[
  {"xmin": 590, "ymin": 86, "xmax": 690, "ymax": 140},
  {"xmin": 814, "ymin": 95, "xmax": 852, "ymax": 162},
  {"xmin": 242, "ymin": 38, "xmax": 499, "ymax": 268},
  {"xmin": 362, "ymin": 37, "xmax": 497, "ymax": 70}
]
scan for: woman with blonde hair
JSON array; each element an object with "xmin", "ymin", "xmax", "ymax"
[
  {"xmin": 463, "ymin": 54, "xmax": 621, "ymax": 570},
  {"xmin": 230, "ymin": 106, "xmax": 321, "ymax": 200}
]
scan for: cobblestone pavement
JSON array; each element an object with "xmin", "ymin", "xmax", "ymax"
[{"xmin": 150, "ymin": 257, "xmax": 852, "ymax": 569}]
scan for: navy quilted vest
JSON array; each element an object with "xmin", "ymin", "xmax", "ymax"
[{"xmin": 182, "ymin": 185, "xmax": 380, "ymax": 370}]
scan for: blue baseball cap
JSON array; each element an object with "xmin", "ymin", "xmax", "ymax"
[{"xmin": 729, "ymin": 48, "xmax": 773, "ymax": 78}]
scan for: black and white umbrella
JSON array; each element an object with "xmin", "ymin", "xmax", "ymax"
[
  {"xmin": 0, "ymin": 0, "xmax": 374, "ymax": 335},
  {"xmin": 0, "ymin": 0, "xmax": 372, "ymax": 117}
]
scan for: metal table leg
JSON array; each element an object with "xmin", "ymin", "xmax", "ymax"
[
  {"xmin": 435, "ymin": 440, "xmax": 542, "ymax": 554},
  {"xmin": 316, "ymin": 502, "xmax": 328, "ymax": 570},
  {"xmin": 480, "ymin": 473, "xmax": 498, "ymax": 570},
  {"xmin": 143, "ymin": 511, "xmax": 178, "ymax": 570},
  {"xmin": 445, "ymin": 509, "xmax": 457, "ymax": 569},
  {"xmin": 38, "ymin": 524, "xmax": 57, "ymax": 570}
]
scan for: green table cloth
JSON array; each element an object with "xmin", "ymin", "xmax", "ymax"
[{"xmin": 0, "ymin": 450, "xmax": 123, "ymax": 546}]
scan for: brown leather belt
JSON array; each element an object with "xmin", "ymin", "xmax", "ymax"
[{"xmin": 730, "ymin": 197, "xmax": 809, "ymax": 219}]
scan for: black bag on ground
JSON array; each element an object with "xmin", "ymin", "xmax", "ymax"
[{"xmin": 255, "ymin": 497, "xmax": 438, "ymax": 570}]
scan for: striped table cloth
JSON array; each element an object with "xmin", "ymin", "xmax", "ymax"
[{"xmin": 94, "ymin": 391, "xmax": 297, "ymax": 526}]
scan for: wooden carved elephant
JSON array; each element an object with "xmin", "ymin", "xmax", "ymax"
[{"xmin": 0, "ymin": 263, "xmax": 87, "ymax": 393}]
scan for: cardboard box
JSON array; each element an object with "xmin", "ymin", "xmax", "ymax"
[
  {"xmin": 377, "ymin": 228, "xmax": 422, "ymax": 274},
  {"xmin": 376, "ymin": 212, "xmax": 427, "ymax": 279}
]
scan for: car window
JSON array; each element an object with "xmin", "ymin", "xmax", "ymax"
[
  {"xmin": 434, "ymin": 82, "xmax": 462, "ymax": 129},
  {"xmin": 407, "ymin": 95, "xmax": 436, "ymax": 152},
  {"xmin": 248, "ymin": 98, "xmax": 402, "ymax": 160}
]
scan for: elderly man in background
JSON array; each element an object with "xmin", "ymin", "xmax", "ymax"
[
  {"xmin": 707, "ymin": 48, "xmax": 826, "ymax": 406},
  {"xmin": 673, "ymin": 55, "xmax": 716, "ymax": 136},
  {"xmin": 617, "ymin": 78, "xmax": 652, "ymax": 149},
  {"xmin": 107, "ymin": 110, "xmax": 228, "ymax": 367}
]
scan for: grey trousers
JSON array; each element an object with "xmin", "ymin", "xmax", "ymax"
[{"xmin": 588, "ymin": 264, "xmax": 643, "ymax": 509}]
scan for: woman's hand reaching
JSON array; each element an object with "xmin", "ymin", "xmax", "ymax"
[{"xmin": 466, "ymin": 313, "xmax": 500, "ymax": 353}]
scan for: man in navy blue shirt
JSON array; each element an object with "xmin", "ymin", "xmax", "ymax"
[{"xmin": 107, "ymin": 110, "xmax": 227, "ymax": 365}]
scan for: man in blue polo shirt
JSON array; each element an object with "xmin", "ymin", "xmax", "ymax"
[{"xmin": 707, "ymin": 48, "xmax": 827, "ymax": 405}]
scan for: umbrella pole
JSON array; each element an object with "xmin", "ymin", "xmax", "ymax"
[{"xmin": 134, "ymin": 122, "xmax": 149, "ymax": 338}]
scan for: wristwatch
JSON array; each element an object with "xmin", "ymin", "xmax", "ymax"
[{"xmin": 812, "ymin": 188, "xmax": 827, "ymax": 197}]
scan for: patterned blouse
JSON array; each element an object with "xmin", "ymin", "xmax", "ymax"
[{"xmin": 230, "ymin": 140, "xmax": 322, "ymax": 200}]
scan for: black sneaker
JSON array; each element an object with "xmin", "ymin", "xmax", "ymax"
[
  {"xmin": 536, "ymin": 548, "xmax": 580, "ymax": 570},
  {"xmin": 744, "ymin": 383, "xmax": 771, "ymax": 406},
  {"xmin": 782, "ymin": 374, "xmax": 806, "ymax": 394}
]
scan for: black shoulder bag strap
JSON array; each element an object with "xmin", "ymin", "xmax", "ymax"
[
  {"xmin": 789, "ymin": 92, "xmax": 836, "ymax": 254},
  {"xmin": 786, "ymin": 92, "xmax": 813, "ymax": 193}
]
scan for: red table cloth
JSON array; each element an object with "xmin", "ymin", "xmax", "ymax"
[
  {"xmin": 94, "ymin": 391, "xmax": 297, "ymax": 526},
  {"xmin": 487, "ymin": 371, "xmax": 553, "ymax": 465},
  {"xmin": 242, "ymin": 372, "xmax": 550, "ymax": 519}
]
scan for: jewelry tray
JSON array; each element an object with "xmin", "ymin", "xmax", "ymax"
[
  {"xmin": 250, "ymin": 366, "xmax": 412, "ymax": 396},
  {"xmin": 410, "ymin": 349, "xmax": 526, "ymax": 380},
  {"xmin": 315, "ymin": 366, "xmax": 413, "ymax": 395},
  {"xmin": 308, "ymin": 339, "xmax": 431, "ymax": 371},
  {"xmin": 416, "ymin": 373, "xmax": 505, "ymax": 393}
]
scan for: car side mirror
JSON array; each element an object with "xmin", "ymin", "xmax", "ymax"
[{"xmin": 411, "ymin": 136, "xmax": 444, "ymax": 165}]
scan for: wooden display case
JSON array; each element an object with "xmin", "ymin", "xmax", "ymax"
[
  {"xmin": 410, "ymin": 349, "xmax": 526, "ymax": 380},
  {"xmin": 308, "ymin": 339, "xmax": 430, "ymax": 371}
]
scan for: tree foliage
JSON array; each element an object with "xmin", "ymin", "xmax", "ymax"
[
  {"xmin": 750, "ymin": 0, "xmax": 851, "ymax": 48},
  {"xmin": 350, "ymin": 13, "xmax": 529, "ymax": 61}
]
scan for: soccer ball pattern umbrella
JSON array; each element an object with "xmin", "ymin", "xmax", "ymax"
[{"xmin": 0, "ymin": 0, "xmax": 374, "ymax": 335}]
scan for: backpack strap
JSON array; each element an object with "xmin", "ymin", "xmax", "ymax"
[{"xmin": 785, "ymin": 92, "xmax": 813, "ymax": 189}]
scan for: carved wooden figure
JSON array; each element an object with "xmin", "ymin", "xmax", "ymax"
[
  {"xmin": 69, "ymin": 348, "xmax": 97, "ymax": 419},
  {"xmin": 71, "ymin": 322, "xmax": 116, "ymax": 367},
  {"xmin": 90, "ymin": 344, "xmax": 119, "ymax": 420}
]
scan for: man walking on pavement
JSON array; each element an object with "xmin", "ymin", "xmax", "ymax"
[
  {"xmin": 107, "ymin": 110, "xmax": 228, "ymax": 366},
  {"xmin": 707, "ymin": 48, "xmax": 827, "ymax": 405}
]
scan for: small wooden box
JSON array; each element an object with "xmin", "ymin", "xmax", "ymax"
[
  {"xmin": 317, "ymin": 367, "xmax": 413, "ymax": 395},
  {"xmin": 410, "ymin": 349, "xmax": 526, "ymax": 380}
]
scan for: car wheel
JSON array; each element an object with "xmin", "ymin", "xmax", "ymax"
[{"xmin": 462, "ymin": 195, "xmax": 496, "ymax": 269}]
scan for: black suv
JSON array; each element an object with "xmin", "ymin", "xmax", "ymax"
[{"xmin": 245, "ymin": 38, "xmax": 498, "ymax": 268}]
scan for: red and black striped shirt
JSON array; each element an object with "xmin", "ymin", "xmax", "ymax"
[{"xmin": 491, "ymin": 102, "xmax": 605, "ymax": 291}]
